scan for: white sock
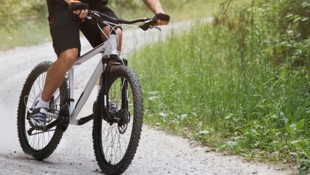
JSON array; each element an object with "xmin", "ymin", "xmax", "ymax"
[{"xmin": 35, "ymin": 96, "xmax": 50, "ymax": 109}]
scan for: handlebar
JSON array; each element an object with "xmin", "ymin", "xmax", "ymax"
[
  {"xmin": 88, "ymin": 10, "xmax": 154, "ymax": 30},
  {"xmin": 69, "ymin": 2, "xmax": 170, "ymax": 31}
]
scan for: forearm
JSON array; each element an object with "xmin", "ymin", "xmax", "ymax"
[{"xmin": 143, "ymin": 0, "xmax": 165, "ymax": 14}]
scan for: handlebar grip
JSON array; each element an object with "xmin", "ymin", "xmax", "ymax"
[
  {"xmin": 139, "ymin": 13, "xmax": 170, "ymax": 31},
  {"xmin": 155, "ymin": 13, "xmax": 170, "ymax": 22},
  {"xmin": 69, "ymin": 2, "xmax": 89, "ymax": 11}
]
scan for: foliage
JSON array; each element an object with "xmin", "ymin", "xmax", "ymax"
[
  {"xmin": 0, "ymin": 0, "xmax": 46, "ymax": 29},
  {"xmin": 0, "ymin": 0, "xmax": 48, "ymax": 50},
  {"xmin": 255, "ymin": 0, "xmax": 310, "ymax": 67},
  {"xmin": 0, "ymin": 0, "xmax": 216, "ymax": 50},
  {"xmin": 0, "ymin": 22, "xmax": 49, "ymax": 51},
  {"xmin": 108, "ymin": 0, "xmax": 214, "ymax": 21},
  {"xmin": 131, "ymin": 0, "xmax": 310, "ymax": 171},
  {"xmin": 1, "ymin": 0, "xmax": 309, "ymax": 170}
]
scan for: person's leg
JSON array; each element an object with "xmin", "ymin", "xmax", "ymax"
[
  {"xmin": 116, "ymin": 28, "xmax": 123, "ymax": 52},
  {"xmin": 40, "ymin": 3, "xmax": 81, "ymax": 103},
  {"xmin": 80, "ymin": 3, "xmax": 123, "ymax": 90},
  {"xmin": 81, "ymin": 2, "xmax": 122, "ymax": 52},
  {"xmin": 41, "ymin": 48, "xmax": 79, "ymax": 102},
  {"xmin": 100, "ymin": 26, "xmax": 123, "ymax": 52},
  {"xmin": 30, "ymin": 2, "xmax": 81, "ymax": 128},
  {"xmin": 30, "ymin": 48, "xmax": 79, "ymax": 128}
]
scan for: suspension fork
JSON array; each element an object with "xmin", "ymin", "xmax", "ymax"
[
  {"xmin": 101, "ymin": 57, "xmax": 129, "ymax": 118},
  {"xmin": 101, "ymin": 60, "xmax": 111, "ymax": 121},
  {"xmin": 122, "ymin": 59, "xmax": 129, "ymax": 109}
]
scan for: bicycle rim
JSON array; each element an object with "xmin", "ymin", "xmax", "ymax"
[
  {"xmin": 93, "ymin": 65, "xmax": 143, "ymax": 174},
  {"xmin": 17, "ymin": 61, "xmax": 68, "ymax": 160}
]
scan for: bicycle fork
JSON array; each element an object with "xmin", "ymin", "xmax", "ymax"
[{"xmin": 98, "ymin": 55, "xmax": 130, "ymax": 124}]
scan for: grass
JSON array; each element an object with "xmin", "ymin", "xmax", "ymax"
[
  {"xmin": 0, "ymin": 21, "xmax": 50, "ymax": 51},
  {"xmin": 1, "ymin": 0, "xmax": 308, "ymax": 172},
  {"xmin": 0, "ymin": 0, "xmax": 223, "ymax": 51},
  {"xmin": 130, "ymin": 3, "xmax": 310, "ymax": 171}
]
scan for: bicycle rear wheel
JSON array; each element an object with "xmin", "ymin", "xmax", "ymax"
[
  {"xmin": 17, "ymin": 61, "xmax": 69, "ymax": 160},
  {"xmin": 93, "ymin": 65, "xmax": 143, "ymax": 174}
]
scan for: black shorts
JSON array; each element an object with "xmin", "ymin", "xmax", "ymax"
[{"xmin": 48, "ymin": 1, "xmax": 118, "ymax": 56}]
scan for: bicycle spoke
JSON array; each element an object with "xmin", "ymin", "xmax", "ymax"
[
  {"xmin": 18, "ymin": 62, "xmax": 68, "ymax": 155},
  {"xmin": 99, "ymin": 76, "xmax": 135, "ymax": 165}
]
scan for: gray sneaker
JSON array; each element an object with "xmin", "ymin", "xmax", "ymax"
[
  {"xmin": 109, "ymin": 102, "xmax": 118, "ymax": 114},
  {"xmin": 29, "ymin": 108, "xmax": 47, "ymax": 128}
]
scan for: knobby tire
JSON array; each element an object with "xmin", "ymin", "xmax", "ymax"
[
  {"xmin": 17, "ymin": 61, "xmax": 68, "ymax": 160},
  {"xmin": 93, "ymin": 65, "xmax": 143, "ymax": 175}
]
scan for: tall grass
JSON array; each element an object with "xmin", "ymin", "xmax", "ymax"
[
  {"xmin": 0, "ymin": 0, "xmax": 49, "ymax": 51},
  {"xmin": 130, "ymin": 0, "xmax": 310, "ymax": 171},
  {"xmin": 0, "ymin": 22, "xmax": 49, "ymax": 51}
]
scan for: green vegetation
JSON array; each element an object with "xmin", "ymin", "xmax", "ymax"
[
  {"xmin": 160, "ymin": 0, "xmax": 216, "ymax": 21},
  {"xmin": 131, "ymin": 0, "xmax": 310, "ymax": 173},
  {"xmin": 1, "ymin": 0, "xmax": 309, "ymax": 173},
  {"xmin": 0, "ymin": 0, "xmax": 49, "ymax": 50},
  {"xmin": 0, "ymin": 22, "xmax": 49, "ymax": 51},
  {"xmin": 110, "ymin": 0, "xmax": 220, "ymax": 21},
  {"xmin": 0, "ymin": 0, "xmax": 215, "ymax": 51}
]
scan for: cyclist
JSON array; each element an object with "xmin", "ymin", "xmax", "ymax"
[{"xmin": 29, "ymin": 0, "xmax": 170, "ymax": 128}]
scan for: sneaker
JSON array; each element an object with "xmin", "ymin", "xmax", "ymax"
[
  {"xmin": 108, "ymin": 102, "xmax": 118, "ymax": 115},
  {"xmin": 29, "ymin": 108, "xmax": 47, "ymax": 128}
]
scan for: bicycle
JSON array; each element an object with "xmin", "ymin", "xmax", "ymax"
[{"xmin": 17, "ymin": 8, "xmax": 169, "ymax": 174}]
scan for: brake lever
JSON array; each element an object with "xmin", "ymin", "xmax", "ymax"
[{"xmin": 151, "ymin": 26, "xmax": 162, "ymax": 31}]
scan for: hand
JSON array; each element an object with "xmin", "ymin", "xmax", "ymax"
[
  {"xmin": 156, "ymin": 19, "xmax": 169, "ymax": 25},
  {"xmin": 73, "ymin": 8, "xmax": 88, "ymax": 21},
  {"xmin": 155, "ymin": 13, "xmax": 170, "ymax": 26},
  {"xmin": 67, "ymin": 1, "xmax": 89, "ymax": 21}
]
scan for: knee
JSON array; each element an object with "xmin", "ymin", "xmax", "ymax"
[{"xmin": 58, "ymin": 48, "xmax": 79, "ymax": 69}]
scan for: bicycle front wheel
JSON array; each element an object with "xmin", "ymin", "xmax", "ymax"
[
  {"xmin": 17, "ymin": 61, "xmax": 69, "ymax": 160},
  {"xmin": 93, "ymin": 65, "xmax": 143, "ymax": 175}
]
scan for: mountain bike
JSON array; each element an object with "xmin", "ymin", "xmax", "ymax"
[{"xmin": 17, "ymin": 8, "xmax": 169, "ymax": 174}]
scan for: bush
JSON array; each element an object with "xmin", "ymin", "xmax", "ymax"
[
  {"xmin": 0, "ymin": 0, "xmax": 46, "ymax": 29},
  {"xmin": 131, "ymin": 0, "xmax": 310, "ymax": 171},
  {"xmin": 256, "ymin": 0, "xmax": 310, "ymax": 67}
]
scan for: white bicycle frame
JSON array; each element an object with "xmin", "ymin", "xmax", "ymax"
[
  {"xmin": 36, "ymin": 9, "xmax": 156, "ymax": 127},
  {"xmin": 45, "ymin": 34, "xmax": 119, "ymax": 125}
]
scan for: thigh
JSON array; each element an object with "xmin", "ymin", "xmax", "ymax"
[
  {"xmin": 49, "ymin": 3, "xmax": 81, "ymax": 56},
  {"xmin": 80, "ymin": 3, "xmax": 120, "ymax": 48}
]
